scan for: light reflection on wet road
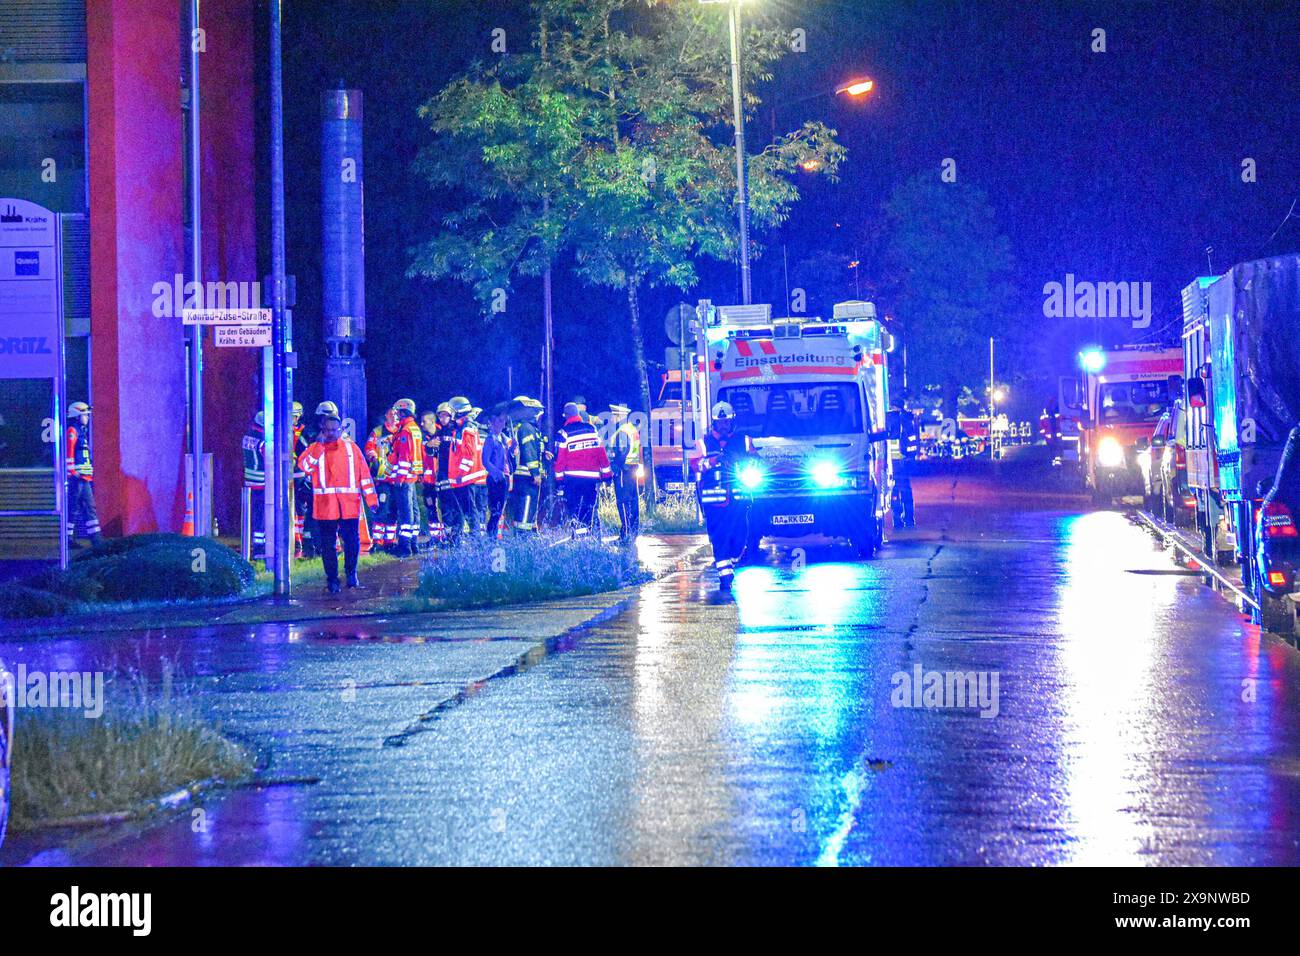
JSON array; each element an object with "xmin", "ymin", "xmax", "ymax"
[{"xmin": 6, "ymin": 471, "xmax": 1300, "ymax": 866}]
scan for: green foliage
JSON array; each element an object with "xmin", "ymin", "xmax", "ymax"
[
  {"xmin": 11, "ymin": 672, "xmax": 254, "ymax": 828},
  {"xmin": 417, "ymin": 534, "xmax": 648, "ymax": 608},
  {"xmin": 879, "ymin": 172, "xmax": 1018, "ymax": 392},
  {"xmin": 0, "ymin": 535, "xmax": 257, "ymax": 619}
]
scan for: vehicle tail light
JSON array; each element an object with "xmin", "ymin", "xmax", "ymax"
[
  {"xmin": 1182, "ymin": 495, "xmax": 1197, "ymax": 509},
  {"xmin": 1262, "ymin": 501, "xmax": 1298, "ymax": 538},
  {"xmin": 1174, "ymin": 445, "xmax": 1186, "ymax": 468},
  {"xmin": 1269, "ymin": 570, "xmax": 1288, "ymax": 587}
]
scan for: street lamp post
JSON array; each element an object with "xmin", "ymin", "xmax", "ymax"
[
  {"xmin": 268, "ymin": 0, "xmax": 294, "ymax": 596},
  {"xmin": 726, "ymin": 0, "xmax": 752, "ymax": 305}
]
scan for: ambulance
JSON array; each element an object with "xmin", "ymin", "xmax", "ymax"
[
  {"xmin": 1078, "ymin": 344, "xmax": 1183, "ymax": 506},
  {"xmin": 690, "ymin": 300, "xmax": 893, "ymax": 558}
]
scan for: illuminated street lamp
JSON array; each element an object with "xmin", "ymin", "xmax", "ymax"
[{"xmin": 836, "ymin": 78, "xmax": 875, "ymax": 96}]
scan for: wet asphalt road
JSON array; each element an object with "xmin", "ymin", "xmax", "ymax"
[{"xmin": 7, "ymin": 459, "xmax": 1300, "ymax": 866}]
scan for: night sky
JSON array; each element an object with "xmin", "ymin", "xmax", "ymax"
[{"xmin": 269, "ymin": 0, "xmax": 1300, "ymax": 422}]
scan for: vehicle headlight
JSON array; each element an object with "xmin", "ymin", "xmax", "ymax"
[
  {"xmin": 738, "ymin": 463, "xmax": 766, "ymax": 490},
  {"xmin": 1097, "ymin": 435, "xmax": 1124, "ymax": 468},
  {"xmin": 810, "ymin": 460, "xmax": 845, "ymax": 489}
]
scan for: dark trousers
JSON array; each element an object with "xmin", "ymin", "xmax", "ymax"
[
  {"xmin": 67, "ymin": 478, "xmax": 101, "ymax": 542},
  {"xmin": 317, "ymin": 517, "xmax": 360, "ymax": 583},
  {"xmin": 471, "ymin": 483, "xmax": 487, "ymax": 532},
  {"xmin": 892, "ymin": 474, "xmax": 914, "ymax": 527},
  {"xmin": 438, "ymin": 486, "xmax": 470, "ymax": 543},
  {"xmin": 563, "ymin": 478, "xmax": 599, "ymax": 531},
  {"xmin": 510, "ymin": 479, "xmax": 540, "ymax": 532},
  {"xmin": 294, "ymin": 478, "xmax": 316, "ymax": 556},
  {"xmin": 247, "ymin": 485, "xmax": 265, "ymax": 557},
  {"xmin": 703, "ymin": 501, "xmax": 748, "ymax": 574},
  {"xmin": 613, "ymin": 469, "xmax": 640, "ymax": 540},
  {"xmin": 422, "ymin": 485, "xmax": 442, "ymax": 541},
  {"xmin": 486, "ymin": 477, "xmax": 510, "ymax": 537},
  {"xmin": 393, "ymin": 482, "xmax": 417, "ymax": 552}
]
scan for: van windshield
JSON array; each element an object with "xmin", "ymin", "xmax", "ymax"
[
  {"xmin": 719, "ymin": 382, "xmax": 864, "ymax": 438},
  {"xmin": 1099, "ymin": 381, "xmax": 1168, "ymax": 423}
]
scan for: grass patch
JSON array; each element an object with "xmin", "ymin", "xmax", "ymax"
[
  {"xmin": 417, "ymin": 534, "xmax": 650, "ymax": 609},
  {"xmin": 596, "ymin": 486, "xmax": 702, "ymax": 534},
  {"xmin": 10, "ymin": 671, "xmax": 254, "ymax": 829},
  {"xmin": 252, "ymin": 551, "xmax": 399, "ymax": 590},
  {"xmin": 0, "ymin": 534, "xmax": 257, "ymax": 620}
]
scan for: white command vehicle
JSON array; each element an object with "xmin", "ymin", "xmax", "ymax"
[{"xmin": 691, "ymin": 300, "xmax": 893, "ymax": 558}]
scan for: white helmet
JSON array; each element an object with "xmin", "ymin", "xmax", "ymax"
[{"xmin": 711, "ymin": 401, "xmax": 735, "ymax": 421}]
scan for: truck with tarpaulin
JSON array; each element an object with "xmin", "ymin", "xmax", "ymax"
[
  {"xmin": 1181, "ymin": 255, "xmax": 1300, "ymax": 632},
  {"xmin": 690, "ymin": 299, "xmax": 893, "ymax": 558}
]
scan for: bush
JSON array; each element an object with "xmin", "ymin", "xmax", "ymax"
[
  {"xmin": 0, "ymin": 585, "xmax": 74, "ymax": 620},
  {"xmin": 417, "ymin": 534, "xmax": 649, "ymax": 609},
  {"xmin": 0, "ymin": 535, "xmax": 257, "ymax": 618}
]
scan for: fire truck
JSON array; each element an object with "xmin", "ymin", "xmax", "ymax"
[
  {"xmin": 1077, "ymin": 344, "xmax": 1183, "ymax": 506},
  {"xmin": 688, "ymin": 299, "xmax": 893, "ymax": 558},
  {"xmin": 1182, "ymin": 256, "xmax": 1300, "ymax": 632}
]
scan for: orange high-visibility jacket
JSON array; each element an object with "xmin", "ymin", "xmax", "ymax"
[
  {"xmin": 451, "ymin": 424, "xmax": 487, "ymax": 488},
  {"xmin": 297, "ymin": 436, "xmax": 379, "ymax": 520},
  {"xmin": 386, "ymin": 418, "xmax": 425, "ymax": 484}
]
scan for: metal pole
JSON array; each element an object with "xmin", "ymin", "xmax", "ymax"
[
  {"xmin": 679, "ymin": 306, "xmax": 690, "ymax": 486},
  {"xmin": 727, "ymin": 0, "xmax": 752, "ymax": 305},
  {"xmin": 989, "ymin": 336, "xmax": 995, "ymax": 457},
  {"xmin": 187, "ymin": 0, "xmax": 206, "ymax": 537},
  {"xmin": 543, "ymin": 196, "xmax": 555, "ymax": 444},
  {"xmin": 269, "ymin": 0, "xmax": 292, "ymax": 595}
]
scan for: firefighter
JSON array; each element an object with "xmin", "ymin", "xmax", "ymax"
[
  {"xmin": 888, "ymin": 399, "xmax": 920, "ymax": 528},
  {"xmin": 693, "ymin": 401, "xmax": 756, "ymax": 591},
  {"xmin": 436, "ymin": 397, "xmax": 476, "ymax": 543},
  {"xmin": 65, "ymin": 401, "xmax": 102, "ymax": 547},
  {"xmin": 386, "ymin": 398, "xmax": 425, "ymax": 556},
  {"xmin": 433, "ymin": 401, "xmax": 462, "ymax": 544},
  {"xmin": 297, "ymin": 408, "xmax": 379, "ymax": 593},
  {"xmin": 554, "ymin": 401, "xmax": 611, "ymax": 535},
  {"xmin": 420, "ymin": 406, "xmax": 445, "ymax": 547},
  {"xmin": 447, "ymin": 397, "xmax": 485, "ymax": 535},
  {"xmin": 467, "ymin": 405, "xmax": 490, "ymax": 534},
  {"xmin": 482, "ymin": 401, "xmax": 515, "ymax": 538},
  {"xmin": 242, "ymin": 410, "xmax": 267, "ymax": 557},
  {"xmin": 607, "ymin": 403, "xmax": 643, "ymax": 543},
  {"xmin": 364, "ymin": 406, "xmax": 399, "ymax": 551},
  {"xmin": 291, "ymin": 400, "xmax": 316, "ymax": 559},
  {"xmin": 508, "ymin": 395, "xmax": 544, "ymax": 534}
]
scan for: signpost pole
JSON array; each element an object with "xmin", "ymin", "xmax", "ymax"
[
  {"xmin": 187, "ymin": 0, "xmax": 207, "ymax": 538},
  {"xmin": 269, "ymin": 0, "xmax": 292, "ymax": 596}
]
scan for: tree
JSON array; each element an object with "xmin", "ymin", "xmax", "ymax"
[
  {"xmin": 876, "ymin": 172, "xmax": 1018, "ymax": 416},
  {"xmin": 410, "ymin": 0, "xmax": 844, "ymax": 498}
]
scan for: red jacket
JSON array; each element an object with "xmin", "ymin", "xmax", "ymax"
[
  {"xmin": 386, "ymin": 417, "xmax": 425, "ymax": 484},
  {"xmin": 450, "ymin": 423, "xmax": 486, "ymax": 488},
  {"xmin": 554, "ymin": 416, "xmax": 612, "ymax": 482},
  {"xmin": 297, "ymin": 436, "xmax": 379, "ymax": 520}
]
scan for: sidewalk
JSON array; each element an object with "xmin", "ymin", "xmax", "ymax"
[{"xmin": 1, "ymin": 535, "xmax": 704, "ymax": 640}]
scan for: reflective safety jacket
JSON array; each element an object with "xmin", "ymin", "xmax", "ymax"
[
  {"xmin": 365, "ymin": 421, "xmax": 397, "ymax": 482},
  {"xmin": 513, "ymin": 420, "xmax": 543, "ymax": 482},
  {"xmin": 450, "ymin": 422, "xmax": 486, "ymax": 488},
  {"xmin": 608, "ymin": 421, "xmax": 642, "ymax": 471},
  {"xmin": 293, "ymin": 422, "xmax": 310, "ymax": 480},
  {"xmin": 243, "ymin": 420, "xmax": 266, "ymax": 488},
  {"xmin": 693, "ymin": 429, "xmax": 755, "ymax": 507},
  {"xmin": 386, "ymin": 416, "xmax": 425, "ymax": 483},
  {"xmin": 66, "ymin": 420, "xmax": 93, "ymax": 481},
  {"xmin": 297, "ymin": 436, "xmax": 379, "ymax": 521},
  {"xmin": 554, "ymin": 416, "xmax": 612, "ymax": 482}
]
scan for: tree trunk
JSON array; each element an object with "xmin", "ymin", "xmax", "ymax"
[{"xmin": 626, "ymin": 278, "xmax": 657, "ymax": 515}]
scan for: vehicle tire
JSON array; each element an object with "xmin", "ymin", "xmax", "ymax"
[
  {"xmin": 851, "ymin": 516, "xmax": 879, "ymax": 560},
  {"xmin": 1257, "ymin": 584, "xmax": 1293, "ymax": 635}
]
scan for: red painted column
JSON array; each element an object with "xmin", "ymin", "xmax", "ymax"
[
  {"xmin": 199, "ymin": 0, "xmax": 259, "ymax": 537},
  {"xmin": 87, "ymin": 0, "xmax": 187, "ymax": 536}
]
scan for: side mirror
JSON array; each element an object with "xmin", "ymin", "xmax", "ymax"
[
  {"xmin": 1151, "ymin": 436, "xmax": 1167, "ymax": 448},
  {"xmin": 1187, "ymin": 377, "xmax": 1207, "ymax": 409},
  {"xmin": 1135, "ymin": 437, "xmax": 1151, "ymax": 452}
]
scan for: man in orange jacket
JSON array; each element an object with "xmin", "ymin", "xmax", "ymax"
[{"xmin": 298, "ymin": 410, "xmax": 379, "ymax": 593}]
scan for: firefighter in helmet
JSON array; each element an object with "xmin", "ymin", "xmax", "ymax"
[
  {"xmin": 65, "ymin": 401, "xmax": 102, "ymax": 547},
  {"xmin": 386, "ymin": 397, "xmax": 425, "ymax": 556},
  {"xmin": 364, "ymin": 406, "xmax": 399, "ymax": 551},
  {"xmin": 693, "ymin": 401, "xmax": 757, "ymax": 591},
  {"xmin": 242, "ymin": 409, "xmax": 267, "ymax": 557},
  {"xmin": 508, "ymin": 395, "xmax": 545, "ymax": 534},
  {"xmin": 606, "ymin": 403, "xmax": 643, "ymax": 543},
  {"xmin": 554, "ymin": 401, "xmax": 611, "ymax": 535}
]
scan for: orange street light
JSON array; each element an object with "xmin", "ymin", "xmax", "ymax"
[{"xmin": 836, "ymin": 78, "xmax": 875, "ymax": 96}]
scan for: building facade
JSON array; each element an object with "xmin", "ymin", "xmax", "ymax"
[{"xmin": 1, "ymin": 0, "xmax": 258, "ymax": 539}]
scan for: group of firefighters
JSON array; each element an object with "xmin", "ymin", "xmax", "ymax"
[
  {"xmin": 63, "ymin": 391, "xmax": 923, "ymax": 595},
  {"xmin": 241, "ymin": 393, "xmax": 647, "ymax": 592}
]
